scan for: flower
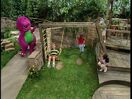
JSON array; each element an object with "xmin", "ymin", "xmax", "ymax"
[{"xmin": 32, "ymin": 65, "xmax": 35, "ymax": 67}]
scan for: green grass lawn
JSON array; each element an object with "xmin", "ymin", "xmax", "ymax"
[
  {"xmin": 1, "ymin": 43, "xmax": 20, "ymax": 69},
  {"xmin": 16, "ymin": 47, "xmax": 99, "ymax": 99}
]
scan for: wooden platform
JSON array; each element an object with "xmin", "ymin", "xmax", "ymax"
[
  {"xmin": 93, "ymin": 84, "xmax": 130, "ymax": 99},
  {"xmin": 107, "ymin": 50, "xmax": 130, "ymax": 69},
  {"xmin": 105, "ymin": 37, "xmax": 130, "ymax": 50},
  {"xmin": 39, "ymin": 22, "xmax": 95, "ymax": 28},
  {"xmin": 98, "ymin": 70, "xmax": 130, "ymax": 84},
  {"xmin": 107, "ymin": 29, "xmax": 130, "ymax": 34},
  {"xmin": 93, "ymin": 20, "xmax": 131, "ymax": 99}
]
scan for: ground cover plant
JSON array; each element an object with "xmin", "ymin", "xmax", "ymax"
[{"xmin": 16, "ymin": 47, "xmax": 99, "ymax": 99}]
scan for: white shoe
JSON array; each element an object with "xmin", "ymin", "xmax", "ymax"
[
  {"xmin": 47, "ymin": 63, "xmax": 51, "ymax": 68},
  {"xmin": 104, "ymin": 67, "xmax": 107, "ymax": 72},
  {"xmin": 104, "ymin": 69, "xmax": 107, "ymax": 72},
  {"xmin": 52, "ymin": 63, "xmax": 55, "ymax": 68},
  {"xmin": 99, "ymin": 69, "xmax": 103, "ymax": 71}
]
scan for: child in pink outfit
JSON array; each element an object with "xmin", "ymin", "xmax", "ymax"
[{"xmin": 98, "ymin": 54, "xmax": 109, "ymax": 72}]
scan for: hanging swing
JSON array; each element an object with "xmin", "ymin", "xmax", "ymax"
[{"xmin": 46, "ymin": 28, "xmax": 65, "ymax": 61}]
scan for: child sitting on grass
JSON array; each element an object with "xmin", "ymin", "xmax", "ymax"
[
  {"xmin": 98, "ymin": 54, "xmax": 109, "ymax": 72},
  {"xmin": 47, "ymin": 43, "xmax": 61, "ymax": 68}
]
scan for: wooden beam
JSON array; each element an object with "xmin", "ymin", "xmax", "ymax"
[
  {"xmin": 106, "ymin": 44, "xmax": 130, "ymax": 50},
  {"xmin": 39, "ymin": 22, "xmax": 95, "ymax": 28},
  {"xmin": 107, "ymin": 29, "xmax": 130, "ymax": 34},
  {"xmin": 111, "ymin": 25, "xmax": 130, "ymax": 28},
  {"xmin": 95, "ymin": 23, "xmax": 107, "ymax": 54},
  {"xmin": 112, "ymin": 18, "xmax": 128, "ymax": 21}
]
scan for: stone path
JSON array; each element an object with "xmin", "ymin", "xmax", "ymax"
[
  {"xmin": 56, "ymin": 61, "xmax": 64, "ymax": 70},
  {"xmin": 1, "ymin": 53, "xmax": 28, "ymax": 99},
  {"xmin": 1, "ymin": 28, "xmax": 40, "ymax": 99}
]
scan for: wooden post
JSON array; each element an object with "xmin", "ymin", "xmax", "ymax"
[
  {"xmin": 107, "ymin": 0, "xmax": 114, "ymax": 28},
  {"xmin": 39, "ymin": 26, "xmax": 46, "ymax": 64},
  {"xmin": 95, "ymin": 22, "xmax": 107, "ymax": 54}
]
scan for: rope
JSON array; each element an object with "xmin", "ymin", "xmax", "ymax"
[{"xmin": 59, "ymin": 30, "xmax": 64, "ymax": 54}]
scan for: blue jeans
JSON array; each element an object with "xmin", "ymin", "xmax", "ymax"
[{"xmin": 79, "ymin": 44, "xmax": 85, "ymax": 52}]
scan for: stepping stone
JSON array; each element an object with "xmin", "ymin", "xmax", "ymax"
[
  {"xmin": 13, "ymin": 35, "xmax": 19, "ymax": 39},
  {"xmin": 76, "ymin": 58, "xmax": 83, "ymax": 65},
  {"xmin": 56, "ymin": 61, "xmax": 64, "ymax": 70}
]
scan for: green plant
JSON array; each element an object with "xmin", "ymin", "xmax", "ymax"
[
  {"xmin": 113, "ymin": 0, "xmax": 131, "ymax": 18},
  {"xmin": 4, "ymin": 28, "xmax": 11, "ymax": 38},
  {"xmin": 28, "ymin": 64, "xmax": 40, "ymax": 79},
  {"xmin": 112, "ymin": 19, "xmax": 120, "ymax": 25}
]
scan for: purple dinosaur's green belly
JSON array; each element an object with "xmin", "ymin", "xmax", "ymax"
[{"xmin": 24, "ymin": 31, "xmax": 34, "ymax": 44}]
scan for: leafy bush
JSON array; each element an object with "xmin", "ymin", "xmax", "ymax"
[
  {"xmin": 1, "ymin": 0, "xmax": 108, "ymax": 21},
  {"xmin": 28, "ymin": 64, "xmax": 40, "ymax": 79},
  {"xmin": 112, "ymin": 19, "xmax": 120, "ymax": 25}
]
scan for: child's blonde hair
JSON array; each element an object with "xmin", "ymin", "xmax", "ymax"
[{"xmin": 51, "ymin": 43, "xmax": 56, "ymax": 49}]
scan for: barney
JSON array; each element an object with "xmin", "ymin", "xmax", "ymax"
[{"xmin": 16, "ymin": 16, "xmax": 36, "ymax": 57}]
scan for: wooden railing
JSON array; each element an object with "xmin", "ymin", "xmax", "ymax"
[
  {"xmin": 106, "ymin": 29, "xmax": 130, "ymax": 40},
  {"xmin": 106, "ymin": 29, "xmax": 130, "ymax": 50},
  {"xmin": 110, "ymin": 25, "xmax": 130, "ymax": 31}
]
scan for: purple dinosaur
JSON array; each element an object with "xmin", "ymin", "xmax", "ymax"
[{"xmin": 16, "ymin": 16, "xmax": 36, "ymax": 57}]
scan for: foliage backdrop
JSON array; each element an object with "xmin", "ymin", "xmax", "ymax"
[{"xmin": 1, "ymin": 0, "xmax": 130, "ymax": 21}]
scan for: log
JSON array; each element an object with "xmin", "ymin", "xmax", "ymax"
[
  {"xmin": 10, "ymin": 31, "xmax": 19, "ymax": 35},
  {"xmin": 13, "ymin": 35, "xmax": 19, "ymax": 39},
  {"xmin": 5, "ymin": 48, "xmax": 15, "ymax": 51},
  {"xmin": 5, "ymin": 43, "xmax": 14, "ymax": 48},
  {"xmin": 1, "ymin": 41, "xmax": 11, "ymax": 45}
]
